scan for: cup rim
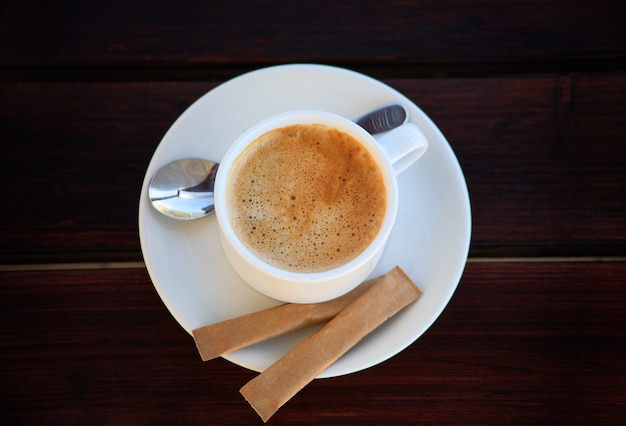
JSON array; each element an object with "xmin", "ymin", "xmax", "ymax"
[{"xmin": 214, "ymin": 109, "xmax": 399, "ymax": 285}]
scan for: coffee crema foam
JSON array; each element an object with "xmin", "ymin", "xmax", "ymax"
[{"xmin": 228, "ymin": 123, "xmax": 386, "ymax": 273}]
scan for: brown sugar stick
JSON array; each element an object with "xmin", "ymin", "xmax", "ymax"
[
  {"xmin": 192, "ymin": 276, "xmax": 381, "ymax": 361},
  {"xmin": 240, "ymin": 266, "xmax": 422, "ymax": 422}
]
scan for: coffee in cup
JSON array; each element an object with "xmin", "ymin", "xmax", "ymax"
[{"xmin": 227, "ymin": 123, "xmax": 386, "ymax": 273}]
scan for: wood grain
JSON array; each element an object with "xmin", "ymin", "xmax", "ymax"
[
  {"xmin": 1, "ymin": 263, "xmax": 623, "ymax": 424},
  {"xmin": 1, "ymin": 0, "xmax": 625, "ymax": 79},
  {"xmin": 2, "ymin": 75, "xmax": 625, "ymax": 263}
]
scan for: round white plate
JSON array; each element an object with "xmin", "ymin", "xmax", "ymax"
[{"xmin": 139, "ymin": 64, "xmax": 471, "ymax": 378}]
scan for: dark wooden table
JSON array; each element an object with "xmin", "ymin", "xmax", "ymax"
[{"xmin": 2, "ymin": 1, "xmax": 625, "ymax": 424}]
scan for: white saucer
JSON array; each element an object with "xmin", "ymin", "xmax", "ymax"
[{"xmin": 138, "ymin": 64, "xmax": 471, "ymax": 378}]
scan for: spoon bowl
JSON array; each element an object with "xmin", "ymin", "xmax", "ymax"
[{"xmin": 149, "ymin": 158, "xmax": 219, "ymax": 219}]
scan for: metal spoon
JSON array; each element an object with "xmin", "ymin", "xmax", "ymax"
[
  {"xmin": 148, "ymin": 104, "xmax": 408, "ymax": 220},
  {"xmin": 148, "ymin": 158, "xmax": 219, "ymax": 220}
]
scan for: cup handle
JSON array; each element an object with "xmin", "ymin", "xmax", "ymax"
[{"xmin": 376, "ymin": 123, "xmax": 429, "ymax": 175}]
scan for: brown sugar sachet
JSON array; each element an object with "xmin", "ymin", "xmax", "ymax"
[
  {"xmin": 240, "ymin": 266, "xmax": 422, "ymax": 422},
  {"xmin": 192, "ymin": 276, "xmax": 381, "ymax": 361}
]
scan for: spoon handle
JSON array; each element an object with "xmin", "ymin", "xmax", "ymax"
[{"xmin": 355, "ymin": 104, "xmax": 408, "ymax": 134}]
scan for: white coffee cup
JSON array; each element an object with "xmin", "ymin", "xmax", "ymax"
[{"xmin": 214, "ymin": 110, "xmax": 427, "ymax": 303}]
